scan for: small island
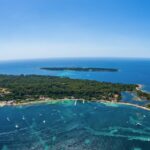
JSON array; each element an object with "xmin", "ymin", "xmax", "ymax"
[
  {"xmin": 41, "ymin": 67, "xmax": 118, "ymax": 72},
  {"xmin": 0, "ymin": 75, "xmax": 150, "ymax": 109}
]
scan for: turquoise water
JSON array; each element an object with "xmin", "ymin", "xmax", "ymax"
[
  {"xmin": 0, "ymin": 58, "xmax": 150, "ymax": 150},
  {"xmin": 0, "ymin": 101, "xmax": 150, "ymax": 150}
]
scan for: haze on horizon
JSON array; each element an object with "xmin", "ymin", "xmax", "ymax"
[{"xmin": 0, "ymin": 0, "xmax": 150, "ymax": 60}]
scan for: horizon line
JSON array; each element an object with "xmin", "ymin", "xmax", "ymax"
[{"xmin": 0, "ymin": 56, "xmax": 150, "ymax": 62}]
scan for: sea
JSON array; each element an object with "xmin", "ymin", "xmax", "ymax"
[{"xmin": 0, "ymin": 58, "xmax": 150, "ymax": 150}]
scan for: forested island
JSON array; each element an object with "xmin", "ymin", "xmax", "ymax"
[
  {"xmin": 0, "ymin": 74, "xmax": 150, "ymax": 108},
  {"xmin": 41, "ymin": 67, "xmax": 118, "ymax": 72}
]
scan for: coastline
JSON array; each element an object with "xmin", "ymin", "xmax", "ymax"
[
  {"xmin": 136, "ymin": 84, "xmax": 143, "ymax": 91},
  {"xmin": 98, "ymin": 100, "xmax": 150, "ymax": 111},
  {"xmin": 0, "ymin": 98, "xmax": 150, "ymax": 111}
]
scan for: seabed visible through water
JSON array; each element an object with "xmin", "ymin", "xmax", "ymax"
[{"xmin": 0, "ymin": 100, "xmax": 150, "ymax": 150}]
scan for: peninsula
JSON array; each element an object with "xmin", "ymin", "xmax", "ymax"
[{"xmin": 41, "ymin": 67, "xmax": 118, "ymax": 72}]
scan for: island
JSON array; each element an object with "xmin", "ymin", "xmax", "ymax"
[
  {"xmin": 0, "ymin": 74, "xmax": 150, "ymax": 109},
  {"xmin": 40, "ymin": 67, "xmax": 118, "ymax": 72}
]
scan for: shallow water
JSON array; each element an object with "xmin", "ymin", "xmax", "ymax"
[{"xmin": 0, "ymin": 101, "xmax": 150, "ymax": 150}]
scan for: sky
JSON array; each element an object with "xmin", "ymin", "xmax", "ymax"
[{"xmin": 0, "ymin": 0, "xmax": 150, "ymax": 60}]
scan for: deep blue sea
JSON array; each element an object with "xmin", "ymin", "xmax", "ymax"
[{"xmin": 0, "ymin": 58, "xmax": 150, "ymax": 150}]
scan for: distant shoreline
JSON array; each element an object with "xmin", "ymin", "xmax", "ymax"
[{"xmin": 40, "ymin": 67, "xmax": 118, "ymax": 72}]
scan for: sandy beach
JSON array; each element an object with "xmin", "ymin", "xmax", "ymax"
[{"xmin": 0, "ymin": 98, "xmax": 150, "ymax": 111}]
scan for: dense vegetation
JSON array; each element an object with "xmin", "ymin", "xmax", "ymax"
[
  {"xmin": 0, "ymin": 75, "xmax": 137, "ymax": 102},
  {"xmin": 41, "ymin": 67, "xmax": 118, "ymax": 72}
]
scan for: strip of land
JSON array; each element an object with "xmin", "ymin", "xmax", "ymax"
[{"xmin": 41, "ymin": 67, "xmax": 118, "ymax": 72}]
